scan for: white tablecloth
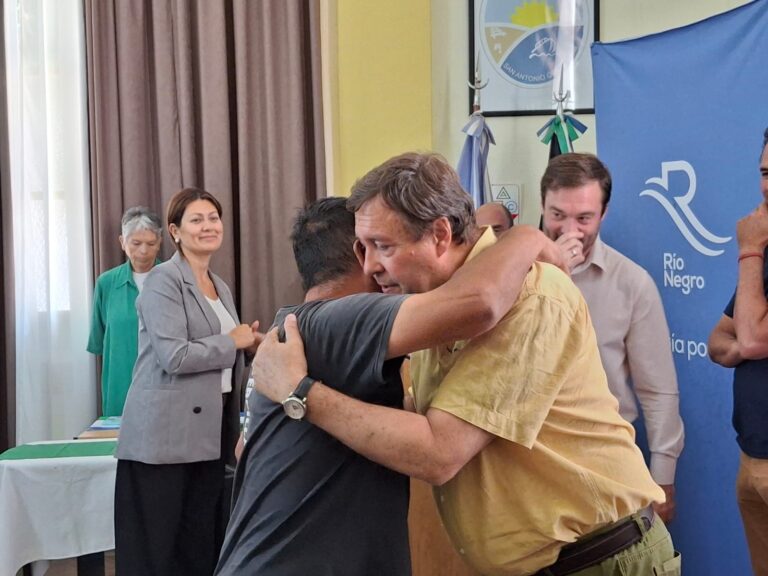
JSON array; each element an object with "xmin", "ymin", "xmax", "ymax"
[{"xmin": 0, "ymin": 442, "xmax": 117, "ymax": 576}]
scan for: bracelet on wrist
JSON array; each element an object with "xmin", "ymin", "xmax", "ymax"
[{"xmin": 738, "ymin": 252, "xmax": 764, "ymax": 263}]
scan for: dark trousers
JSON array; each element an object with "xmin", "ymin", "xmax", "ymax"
[{"xmin": 114, "ymin": 458, "xmax": 226, "ymax": 576}]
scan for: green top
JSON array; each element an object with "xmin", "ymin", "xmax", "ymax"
[
  {"xmin": 0, "ymin": 440, "xmax": 117, "ymax": 460},
  {"xmin": 87, "ymin": 260, "xmax": 157, "ymax": 416}
]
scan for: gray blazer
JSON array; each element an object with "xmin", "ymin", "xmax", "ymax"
[{"xmin": 116, "ymin": 251, "xmax": 249, "ymax": 465}]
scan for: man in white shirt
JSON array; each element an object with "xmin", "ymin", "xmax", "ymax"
[{"xmin": 540, "ymin": 152, "xmax": 685, "ymax": 523}]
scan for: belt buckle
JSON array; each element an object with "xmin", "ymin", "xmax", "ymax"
[
  {"xmin": 634, "ymin": 504, "xmax": 655, "ymax": 531},
  {"xmin": 541, "ymin": 511, "xmax": 648, "ymax": 576}
]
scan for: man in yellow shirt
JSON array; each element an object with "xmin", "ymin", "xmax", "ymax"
[{"xmin": 254, "ymin": 152, "xmax": 679, "ymax": 576}]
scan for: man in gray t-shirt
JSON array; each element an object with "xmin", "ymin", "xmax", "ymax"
[
  {"xmin": 216, "ymin": 197, "xmax": 559, "ymax": 575},
  {"xmin": 218, "ymin": 294, "xmax": 409, "ymax": 575}
]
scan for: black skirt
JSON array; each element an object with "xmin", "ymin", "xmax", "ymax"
[{"xmin": 114, "ymin": 457, "xmax": 226, "ymax": 576}]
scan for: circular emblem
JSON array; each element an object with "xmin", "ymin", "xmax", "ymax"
[
  {"xmin": 479, "ymin": 0, "xmax": 591, "ymax": 88},
  {"xmin": 504, "ymin": 200, "xmax": 519, "ymax": 215}
]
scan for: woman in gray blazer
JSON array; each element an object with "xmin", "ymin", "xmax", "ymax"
[{"xmin": 114, "ymin": 188, "xmax": 260, "ymax": 576}]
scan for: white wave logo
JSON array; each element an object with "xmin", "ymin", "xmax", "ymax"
[{"xmin": 640, "ymin": 161, "xmax": 731, "ymax": 257}]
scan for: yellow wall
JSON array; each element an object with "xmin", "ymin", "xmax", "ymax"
[{"xmin": 332, "ymin": 0, "xmax": 432, "ymax": 196}]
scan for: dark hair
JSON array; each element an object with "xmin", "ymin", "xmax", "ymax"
[
  {"xmin": 166, "ymin": 188, "xmax": 223, "ymax": 252},
  {"xmin": 540, "ymin": 153, "xmax": 612, "ymax": 212},
  {"xmin": 347, "ymin": 152, "xmax": 475, "ymax": 244},
  {"xmin": 763, "ymin": 127, "xmax": 768, "ymax": 150},
  {"xmin": 291, "ymin": 197, "xmax": 359, "ymax": 292},
  {"xmin": 501, "ymin": 204, "xmax": 514, "ymax": 228},
  {"xmin": 501, "ymin": 204, "xmax": 515, "ymax": 228}
]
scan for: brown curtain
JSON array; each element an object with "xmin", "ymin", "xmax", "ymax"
[
  {"xmin": 0, "ymin": 3, "xmax": 16, "ymax": 452},
  {"xmin": 84, "ymin": 0, "xmax": 324, "ymax": 324}
]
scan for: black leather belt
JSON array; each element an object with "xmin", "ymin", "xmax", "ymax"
[{"xmin": 534, "ymin": 505, "xmax": 655, "ymax": 576}]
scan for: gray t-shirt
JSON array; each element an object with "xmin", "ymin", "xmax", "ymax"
[{"xmin": 215, "ymin": 293, "xmax": 410, "ymax": 576}]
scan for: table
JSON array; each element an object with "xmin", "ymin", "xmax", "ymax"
[
  {"xmin": 76, "ymin": 418, "xmax": 120, "ymax": 440},
  {"xmin": 0, "ymin": 440, "xmax": 117, "ymax": 576},
  {"xmin": 76, "ymin": 429, "xmax": 119, "ymax": 440}
]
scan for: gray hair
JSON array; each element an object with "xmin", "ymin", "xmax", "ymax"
[
  {"xmin": 121, "ymin": 206, "xmax": 162, "ymax": 239},
  {"xmin": 347, "ymin": 152, "xmax": 476, "ymax": 244}
]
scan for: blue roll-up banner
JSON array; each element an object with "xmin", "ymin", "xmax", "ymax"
[{"xmin": 593, "ymin": 1, "xmax": 768, "ymax": 573}]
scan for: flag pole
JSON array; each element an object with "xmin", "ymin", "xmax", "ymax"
[
  {"xmin": 468, "ymin": 52, "xmax": 489, "ymax": 113},
  {"xmin": 553, "ymin": 64, "xmax": 573, "ymax": 153},
  {"xmin": 457, "ymin": 54, "xmax": 495, "ymax": 207}
]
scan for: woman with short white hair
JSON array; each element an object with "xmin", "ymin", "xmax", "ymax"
[{"xmin": 87, "ymin": 206, "xmax": 162, "ymax": 416}]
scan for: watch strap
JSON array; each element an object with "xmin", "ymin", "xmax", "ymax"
[{"xmin": 292, "ymin": 375, "xmax": 316, "ymax": 402}]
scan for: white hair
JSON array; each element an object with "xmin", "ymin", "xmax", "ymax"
[{"xmin": 121, "ymin": 206, "xmax": 162, "ymax": 239}]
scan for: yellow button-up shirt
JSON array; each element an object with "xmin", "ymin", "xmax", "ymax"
[{"xmin": 410, "ymin": 229, "xmax": 664, "ymax": 576}]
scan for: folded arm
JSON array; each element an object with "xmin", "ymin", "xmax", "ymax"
[
  {"xmin": 732, "ymin": 204, "xmax": 768, "ymax": 359},
  {"xmin": 733, "ymin": 257, "xmax": 768, "ymax": 359},
  {"xmin": 708, "ymin": 314, "xmax": 742, "ymax": 367}
]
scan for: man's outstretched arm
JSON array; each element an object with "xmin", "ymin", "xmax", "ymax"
[
  {"xmin": 254, "ymin": 315, "xmax": 493, "ymax": 485},
  {"xmin": 386, "ymin": 225, "xmax": 563, "ymax": 359}
]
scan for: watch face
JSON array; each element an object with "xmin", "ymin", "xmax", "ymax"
[{"xmin": 283, "ymin": 396, "xmax": 306, "ymax": 420}]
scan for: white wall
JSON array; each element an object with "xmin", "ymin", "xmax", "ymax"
[{"xmin": 431, "ymin": 0, "xmax": 750, "ymax": 226}]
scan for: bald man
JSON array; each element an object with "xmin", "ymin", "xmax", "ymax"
[{"xmin": 476, "ymin": 202, "xmax": 514, "ymax": 236}]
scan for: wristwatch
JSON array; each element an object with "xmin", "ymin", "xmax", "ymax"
[{"xmin": 282, "ymin": 375, "xmax": 317, "ymax": 420}]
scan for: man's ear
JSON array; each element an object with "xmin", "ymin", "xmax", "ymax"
[
  {"xmin": 432, "ymin": 217, "xmax": 453, "ymax": 257},
  {"xmin": 352, "ymin": 238, "xmax": 365, "ymax": 267}
]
